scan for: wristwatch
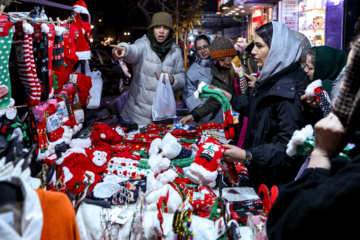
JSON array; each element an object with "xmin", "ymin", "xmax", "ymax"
[{"xmin": 245, "ymin": 151, "xmax": 252, "ymax": 161}]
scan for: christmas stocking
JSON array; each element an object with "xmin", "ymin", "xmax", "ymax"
[
  {"xmin": 32, "ymin": 23, "xmax": 50, "ymax": 101},
  {"xmin": 52, "ymin": 26, "xmax": 66, "ymax": 94},
  {"xmin": 62, "ymin": 23, "xmax": 79, "ymax": 76},
  {"xmin": 14, "ymin": 20, "xmax": 41, "ymax": 106},
  {"xmin": 0, "ymin": 17, "xmax": 13, "ymax": 108},
  {"xmin": 47, "ymin": 24, "xmax": 55, "ymax": 98},
  {"xmin": 185, "ymin": 137, "xmax": 227, "ymax": 188},
  {"xmin": 305, "ymin": 79, "xmax": 332, "ymax": 117}
]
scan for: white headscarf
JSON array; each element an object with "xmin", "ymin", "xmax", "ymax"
[{"xmin": 258, "ymin": 21, "xmax": 302, "ymax": 83}]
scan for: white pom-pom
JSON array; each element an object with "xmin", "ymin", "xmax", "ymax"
[
  {"xmin": 162, "ymin": 140, "xmax": 182, "ymax": 159},
  {"xmin": 55, "ymin": 26, "xmax": 66, "ymax": 36},
  {"xmin": 23, "ymin": 22, "xmax": 34, "ymax": 35},
  {"xmin": 41, "ymin": 23, "xmax": 49, "ymax": 33},
  {"xmin": 100, "ymin": 133, "xmax": 106, "ymax": 139},
  {"xmin": 305, "ymin": 79, "xmax": 322, "ymax": 97},
  {"xmin": 197, "ymin": 81, "xmax": 207, "ymax": 93}
]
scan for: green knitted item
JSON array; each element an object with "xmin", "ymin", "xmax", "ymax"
[
  {"xmin": 178, "ymin": 138, "xmax": 197, "ymax": 144},
  {"xmin": 171, "ymin": 157, "xmax": 194, "ymax": 168},
  {"xmin": 137, "ymin": 160, "xmax": 151, "ymax": 169},
  {"xmin": 297, "ymin": 137, "xmax": 351, "ymax": 160}
]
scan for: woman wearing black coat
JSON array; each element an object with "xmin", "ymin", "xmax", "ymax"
[
  {"xmin": 221, "ymin": 21, "xmax": 309, "ymax": 190},
  {"xmin": 266, "ymin": 36, "xmax": 360, "ymax": 240}
]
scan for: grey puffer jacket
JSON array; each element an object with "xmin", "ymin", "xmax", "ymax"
[{"xmin": 118, "ymin": 35, "xmax": 185, "ymax": 125}]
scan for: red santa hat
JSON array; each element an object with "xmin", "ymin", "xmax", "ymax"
[
  {"xmin": 72, "ymin": 0, "xmax": 91, "ymax": 23},
  {"xmin": 66, "ymin": 168, "xmax": 101, "ymax": 195},
  {"xmin": 91, "ymin": 123, "xmax": 124, "ymax": 145}
]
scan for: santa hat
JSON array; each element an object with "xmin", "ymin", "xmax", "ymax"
[
  {"xmin": 71, "ymin": 14, "xmax": 90, "ymax": 60},
  {"xmin": 72, "ymin": 0, "xmax": 91, "ymax": 23},
  {"xmin": 185, "ymin": 137, "xmax": 226, "ymax": 188},
  {"xmin": 91, "ymin": 123, "xmax": 124, "ymax": 145},
  {"xmin": 66, "ymin": 168, "xmax": 101, "ymax": 195}
]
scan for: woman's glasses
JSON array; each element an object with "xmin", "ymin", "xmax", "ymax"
[{"xmin": 196, "ymin": 45, "xmax": 210, "ymax": 51}]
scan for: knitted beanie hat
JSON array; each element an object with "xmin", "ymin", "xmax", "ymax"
[
  {"xmin": 148, "ymin": 12, "xmax": 174, "ymax": 32},
  {"xmin": 210, "ymin": 37, "xmax": 237, "ymax": 59}
]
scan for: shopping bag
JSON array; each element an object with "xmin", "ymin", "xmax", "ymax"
[{"xmin": 152, "ymin": 73, "xmax": 177, "ymax": 121}]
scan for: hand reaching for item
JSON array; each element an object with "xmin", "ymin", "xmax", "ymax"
[
  {"xmin": 216, "ymin": 88, "xmax": 232, "ymax": 101},
  {"xmin": 222, "ymin": 144, "xmax": 246, "ymax": 162},
  {"xmin": 110, "ymin": 44, "xmax": 126, "ymax": 60},
  {"xmin": 301, "ymin": 94, "xmax": 320, "ymax": 108},
  {"xmin": 156, "ymin": 70, "xmax": 174, "ymax": 84},
  {"xmin": 179, "ymin": 115, "xmax": 194, "ymax": 125}
]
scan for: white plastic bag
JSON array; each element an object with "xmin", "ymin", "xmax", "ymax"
[{"xmin": 152, "ymin": 73, "xmax": 177, "ymax": 121}]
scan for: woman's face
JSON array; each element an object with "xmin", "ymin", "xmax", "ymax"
[
  {"xmin": 153, "ymin": 25, "xmax": 170, "ymax": 43},
  {"xmin": 304, "ymin": 54, "xmax": 315, "ymax": 81},
  {"xmin": 215, "ymin": 56, "xmax": 233, "ymax": 69},
  {"xmin": 251, "ymin": 34, "xmax": 270, "ymax": 68},
  {"xmin": 196, "ymin": 39, "xmax": 210, "ymax": 59}
]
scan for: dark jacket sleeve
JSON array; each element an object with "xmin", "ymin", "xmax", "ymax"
[
  {"xmin": 231, "ymin": 94, "xmax": 250, "ymax": 116},
  {"xmin": 267, "ymin": 154, "xmax": 360, "ymax": 240},
  {"xmin": 190, "ymin": 96, "xmax": 222, "ymax": 122}
]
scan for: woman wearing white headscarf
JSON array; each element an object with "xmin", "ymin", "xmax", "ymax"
[{"xmin": 221, "ymin": 21, "xmax": 310, "ymax": 190}]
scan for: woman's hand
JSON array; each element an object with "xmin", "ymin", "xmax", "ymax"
[
  {"xmin": 222, "ymin": 144, "xmax": 246, "ymax": 162},
  {"xmin": 301, "ymin": 94, "xmax": 320, "ymax": 108},
  {"xmin": 216, "ymin": 88, "xmax": 232, "ymax": 101},
  {"xmin": 308, "ymin": 112, "xmax": 346, "ymax": 170},
  {"xmin": 244, "ymin": 73, "xmax": 258, "ymax": 88},
  {"xmin": 110, "ymin": 44, "xmax": 126, "ymax": 60},
  {"xmin": 156, "ymin": 71, "xmax": 174, "ymax": 84},
  {"xmin": 179, "ymin": 115, "xmax": 194, "ymax": 125}
]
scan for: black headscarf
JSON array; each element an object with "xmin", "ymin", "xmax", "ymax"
[{"xmin": 146, "ymin": 30, "xmax": 174, "ymax": 62}]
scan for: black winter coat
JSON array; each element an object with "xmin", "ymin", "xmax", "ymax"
[
  {"xmin": 267, "ymin": 143, "xmax": 360, "ymax": 240},
  {"xmin": 231, "ymin": 62, "xmax": 309, "ymax": 190}
]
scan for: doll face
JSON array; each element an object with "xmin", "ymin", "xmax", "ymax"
[
  {"xmin": 196, "ymin": 39, "xmax": 210, "ymax": 59},
  {"xmin": 153, "ymin": 25, "xmax": 170, "ymax": 43},
  {"xmin": 252, "ymin": 33, "xmax": 270, "ymax": 68},
  {"xmin": 92, "ymin": 150, "xmax": 108, "ymax": 166},
  {"xmin": 304, "ymin": 54, "xmax": 315, "ymax": 81}
]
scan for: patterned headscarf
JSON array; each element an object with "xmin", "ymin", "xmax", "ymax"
[{"xmin": 332, "ymin": 37, "xmax": 360, "ymax": 133}]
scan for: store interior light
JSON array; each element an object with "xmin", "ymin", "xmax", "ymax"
[
  {"xmin": 222, "ymin": 6, "xmax": 229, "ymax": 10},
  {"xmin": 239, "ymin": 5, "xmax": 244, "ymax": 8},
  {"xmin": 216, "ymin": 11, "xmax": 221, "ymax": 14},
  {"xmin": 241, "ymin": 10, "xmax": 245, "ymax": 12}
]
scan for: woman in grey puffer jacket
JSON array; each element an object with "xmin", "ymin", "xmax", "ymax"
[{"xmin": 111, "ymin": 12, "xmax": 185, "ymax": 125}]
